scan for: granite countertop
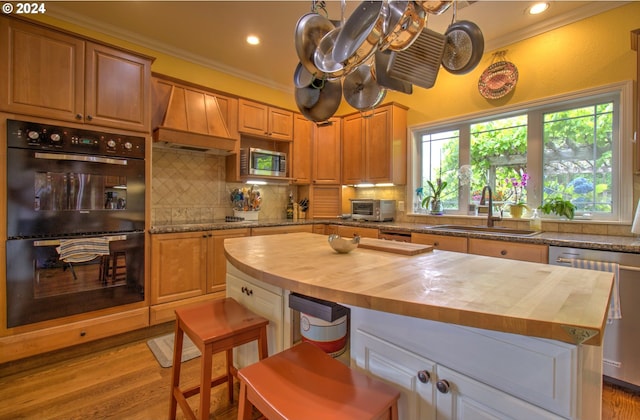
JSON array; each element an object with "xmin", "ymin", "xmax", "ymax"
[
  {"xmin": 224, "ymin": 232, "xmax": 613, "ymax": 346},
  {"xmin": 150, "ymin": 219, "xmax": 640, "ymax": 253}
]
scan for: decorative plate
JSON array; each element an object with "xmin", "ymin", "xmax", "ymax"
[{"xmin": 478, "ymin": 61, "xmax": 518, "ymax": 99}]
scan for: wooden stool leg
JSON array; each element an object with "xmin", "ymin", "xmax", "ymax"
[
  {"xmin": 237, "ymin": 380, "xmax": 254, "ymax": 420},
  {"xmin": 225, "ymin": 349, "xmax": 234, "ymax": 403},
  {"xmin": 258, "ymin": 326, "xmax": 268, "ymax": 360},
  {"xmin": 168, "ymin": 322, "xmax": 184, "ymax": 420},
  {"xmin": 198, "ymin": 345, "xmax": 213, "ymax": 420},
  {"xmin": 390, "ymin": 402, "xmax": 399, "ymax": 420}
]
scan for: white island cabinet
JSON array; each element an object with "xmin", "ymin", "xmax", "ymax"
[{"xmin": 349, "ymin": 306, "xmax": 601, "ymax": 420}]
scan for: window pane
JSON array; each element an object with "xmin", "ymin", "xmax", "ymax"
[
  {"xmin": 542, "ymin": 103, "xmax": 613, "ymax": 215},
  {"xmin": 420, "ymin": 130, "xmax": 459, "ymax": 212},
  {"xmin": 470, "ymin": 115, "xmax": 528, "ymax": 210}
]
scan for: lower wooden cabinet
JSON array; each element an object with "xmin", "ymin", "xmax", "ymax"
[
  {"xmin": 250, "ymin": 225, "xmax": 312, "ymax": 236},
  {"xmin": 412, "ymin": 232, "xmax": 468, "ymax": 253},
  {"xmin": 149, "ymin": 228, "xmax": 249, "ymax": 325},
  {"xmin": 468, "ymin": 238, "xmax": 548, "ymax": 263},
  {"xmin": 337, "ymin": 225, "xmax": 379, "ymax": 239}
]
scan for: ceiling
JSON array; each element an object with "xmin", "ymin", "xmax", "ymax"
[{"xmin": 46, "ymin": 1, "xmax": 628, "ymax": 92}]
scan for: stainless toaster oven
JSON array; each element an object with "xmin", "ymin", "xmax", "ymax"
[{"xmin": 350, "ymin": 199, "xmax": 396, "ymax": 222}]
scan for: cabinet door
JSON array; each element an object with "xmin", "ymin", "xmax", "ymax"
[
  {"xmin": 208, "ymin": 228, "xmax": 249, "ymax": 294},
  {"xmin": 412, "ymin": 233, "xmax": 468, "ymax": 253},
  {"xmin": 0, "ymin": 17, "xmax": 84, "ymax": 121},
  {"xmin": 435, "ymin": 365, "xmax": 562, "ymax": 419},
  {"xmin": 238, "ymin": 99, "xmax": 268, "ymax": 136},
  {"xmin": 312, "ymin": 117, "xmax": 341, "ymax": 184},
  {"xmin": 292, "ymin": 114, "xmax": 313, "ymax": 184},
  {"xmin": 342, "ymin": 114, "xmax": 365, "ymax": 184},
  {"xmin": 227, "ymin": 271, "xmax": 283, "ymax": 367},
  {"xmin": 354, "ymin": 330, "xmax": 437, "ymax": 420},
  {"xmin": 85, "ymin": 42, "xmax": 151, "ymax": 132},
  {"xmin": 268, "ymin": 107, "xmax": 293, "ymax": 140},
  {"xmin": 150, "ymin": 231, "xmax": 207, "ymax": 304},
  {"xmin": 365, "ymin": 107, "xmax": 391, "ymax": 182},
  {"xmin": 468, "ymin": 238, "xmax": 548, "ymax": 263}
]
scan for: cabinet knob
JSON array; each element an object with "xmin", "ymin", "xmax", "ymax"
[
  {"xmin": 75, "ymin": 113, "xmax": 83, "ymax": 120},
  {"xmin": 80, "ymin": 331, "xmax": 86, "ymax": 337},
  {"xmin": 86, "ymin": 115, "xmax": 93, "ymax": 121},
  {"xmin": 434, "ymin": 242, "xmax": 439, "ymax": 247},
  {"xmin": 241, "ymin": 286, "xmax": 253, "ymax": 296},
  {"xmin": 500, "ymin": 250, "xmax": 507, "ymax": 256},
  {"xmin": 436, "ymin": 379, "xmax": 451, "ymax": 394},
  {"xmin": 417, "ymin": 370, "xmax": 431, "ymax": 383}
]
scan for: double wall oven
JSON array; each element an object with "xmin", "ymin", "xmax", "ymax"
[{"xmin": 6, "ymin": 119, "xmax": 146, "ymax": 328}]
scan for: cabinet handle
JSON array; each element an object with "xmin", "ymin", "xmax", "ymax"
[
  {"xmin": 86, "ymin": 115, "xmax": 93, "ymax": 121},
  {"xmin": 241, "ymin": 286, "xmax": 253, "ymax": 296},
  {"xmin": 500, "ymin": 250, "xmax": 507, "ymax": 256},
  {"xmin": 436, "ymin": 379, "xmax": 451, "ymax": 394},
  {"xmin": 75, "ymin": 113, "xmax": 83, "ymax": 120},
  {"xmin": 433, "ymin": 242, "xmax": 439, "ymax": 247},
  {"xmin": 417, "ymin": 370, "xmax": 431, "ymax": 383}
]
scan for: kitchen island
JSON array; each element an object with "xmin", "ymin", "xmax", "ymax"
[{"xmin": 224, "ymin": 232, "xmax": 614, "ymax": 419}]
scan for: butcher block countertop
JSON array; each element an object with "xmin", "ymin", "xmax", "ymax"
[{"xmin": 224, "ymin": 232, "xmax": 614, "ymax": 346}]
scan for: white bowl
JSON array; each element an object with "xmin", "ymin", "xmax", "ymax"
[{"xmin": 328, "ymin": 234, "xmax": 360, "ymax": 254}]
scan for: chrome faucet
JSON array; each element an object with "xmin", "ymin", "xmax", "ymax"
[{"xmin": 480, "ymin": 186, "xmax": 502, "ymax": 227}]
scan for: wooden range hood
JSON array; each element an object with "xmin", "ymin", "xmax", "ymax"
[{"xmin": 151, "ymin": 75, "xmax": 239, "ymax": 153}]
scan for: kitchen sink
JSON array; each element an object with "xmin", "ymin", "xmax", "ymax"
[{"xmin": 428, "ymin": 225, "xmax": 542, "ymax": 237}]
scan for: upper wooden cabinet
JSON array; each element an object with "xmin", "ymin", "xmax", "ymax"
[
  {"xmin": 238, "ymin": 99, "xmax": 293, "ymax": 140},
  {"xmin": 342, "ymin": 103, "xmax": 408, "ymax": 185},
  {"xmin": 292, "ymin": 114, "xmax": 313, "ymax": 184},
  {"xmin": 0, "ymin": 16, "xmax": 152, "ymax": 132},
  {"xmin": 312, "ymin": 117, "xmax": 342, "ymax": 184}
]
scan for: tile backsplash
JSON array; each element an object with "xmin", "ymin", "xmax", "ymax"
[{"xmin": 151, "ymin": 148, "xmax": 290, "ymax": 225}]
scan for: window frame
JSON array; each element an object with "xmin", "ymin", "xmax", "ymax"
[{"xmin": 408, "ymin": 81, "xmax": 634, "ymax": 223}]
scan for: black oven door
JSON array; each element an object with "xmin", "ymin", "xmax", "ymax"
[
  {"xmin": 7, "ymin": 148, "xmax": 145, "ymax": 238},
  {"xmin": 6, "ymin": 232, "xmax": 144, "ymax": 328}
]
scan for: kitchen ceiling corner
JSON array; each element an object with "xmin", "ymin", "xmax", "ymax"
[{"xmin": 45, "ymin": 1, "xmax": 628, "ymax": 93}]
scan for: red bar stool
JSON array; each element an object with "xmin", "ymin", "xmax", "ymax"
[
  {"xmin": 237, "ymin": 341, "xmax": 400, "ymax": 420},
  {"xmin": 169, "ymin": 298, "xmax": 269, "ymax": 420}
]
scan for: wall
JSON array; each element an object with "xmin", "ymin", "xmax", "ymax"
[{"xmin": 151, "ymin": 148, "xmax": 290, "ymax": 225}]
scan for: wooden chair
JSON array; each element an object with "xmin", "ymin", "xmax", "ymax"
[
  {"xmin": 237, "ymin": 341, "xmax": 400, "ymax": 420},
  {"xmin": 169, "ymin": 298, "xmax": 268, "ymax": 420}
]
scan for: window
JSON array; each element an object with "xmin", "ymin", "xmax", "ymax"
[{"xmin": 410, "ymin": 82, "xmax": 633, "ymax": 222}]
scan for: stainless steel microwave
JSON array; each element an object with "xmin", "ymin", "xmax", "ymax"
[
  {"xmin": 240, "ymin": 147, "xmax": 287, "ymax": 177},
  {"xmin": 350, "ymin": 199, "xmax": 396, "ymax": 222}
]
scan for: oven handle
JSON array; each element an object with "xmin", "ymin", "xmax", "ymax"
[
  {"xmin": 34, "ymin": 152, "xmax": 128, "ymax": 166},
  {"xmin": 33, "ymin": 234, "xmax": 128, "ymax": 247}
]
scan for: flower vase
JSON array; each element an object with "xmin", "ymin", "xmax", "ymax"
[
  {"xmin": 429, "ymin": 199, "xmax": 444, "ymax": 215},
  {"xmin": 509, "ymin": 204, "xmax": 525, "ymax": 219}
]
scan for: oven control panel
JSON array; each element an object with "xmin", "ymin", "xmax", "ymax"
[{"xmin": 6, "ymin": 119, "xmax": 145, "ymax": 159}]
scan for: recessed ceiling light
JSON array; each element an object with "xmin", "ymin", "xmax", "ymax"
[
  {"xmin": 527, "ymin": 2, "xmax": 550, "ymax": 15},
  {"xmin": 246, "ymin": 35, "xmax": 260, "ymax": 46}
]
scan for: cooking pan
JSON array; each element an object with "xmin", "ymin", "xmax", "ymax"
[
  {"xmin": 343, "ymin": 63, "xmax": 387, "ymax": 111},
  {"xmin": 332, "ymin": 1, "xmax": 387, "ymax": 74},
  {"xmin": 374, "ymin": 51, "xmax": 412, "ymax": 94},
  {"xmin": 293, "ymin": 62, "xmax": 315, "ymax": 88},
  {"xmin": 314, "ymin": 27, "xmax": 347, "ymax": 79},
  {"xmin": 380, "ymin": 0, "xmax": 426, "ymax": 52},
  {"xmin": 441, "ymin": 20, "xmax": 484, "ymax": 75},
  {"xmin": 295, "ymin": 12, "xmax": 336, "ymax": 75},
  {"xmin": 297, "ymin": 78, "xmax": 342, "ymax": 123}
]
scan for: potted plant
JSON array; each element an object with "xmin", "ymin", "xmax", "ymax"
[
  {"xmin": 505, "ymin": 171, "xmax": 528, "ymax": 219},
  {"xmin": 421, "ymin": 179, "xmax": 447, "ymax": 215},
  {"xmin": 539, "ymin": 197, "xmax": 576, "ymax": 220}
]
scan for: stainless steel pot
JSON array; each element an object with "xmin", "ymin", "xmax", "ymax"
[
  {"xmin": 380, "ymin": 0, "xmax": 426, "ymax": 52},
  {"xmin": 295, "ymin": 12, "xmax": 335, "ymax": 75},
  {"xmin": 297, "ymin": 78, "xmax": 342, "ymax": 123},
  {"xmin": 332, "ymin": 1, "xmax": 387, "ymax": 75},
  {"xmin": 343, "ymin": 63, "xmax": 387, "ymax": 111}
]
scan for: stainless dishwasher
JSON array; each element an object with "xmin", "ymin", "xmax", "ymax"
[{"xmin": 549, "ymin": 246, "xmax": 640, "ymax": 390}]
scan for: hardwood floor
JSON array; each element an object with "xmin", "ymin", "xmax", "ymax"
[{"xmin": 0, "ymin": 325, "xmax": 639, "ymax": 419}]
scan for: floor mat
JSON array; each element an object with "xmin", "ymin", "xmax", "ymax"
[{"xmin": 147, "ymin": 333, "xmax": 201, "ymax": 368}]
